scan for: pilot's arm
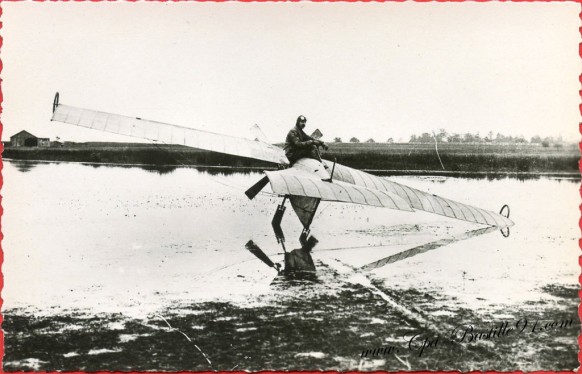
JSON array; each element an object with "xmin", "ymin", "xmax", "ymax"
[
  {"xmin": 302, "ymin": 130, "xmax": 328, "ymax": 149},
  {"xmin": 287, "ymin": 129, "xmax": 317, "ymax": 149},
  {"xmin": 304, "ymin": 133, "xmax": 328, "ymax": 150}
]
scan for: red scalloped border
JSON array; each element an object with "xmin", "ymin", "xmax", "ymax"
[
  {"xmin": 0, "ymin": 2, "xmax": 579, "ymax": 374},
  {"xmin": 578, "ymin": 3, "xmax": 582, "ymax": 374},
  {"xmin": 1, "ymin": 0, "xmax": 6, "ymax": 372}
]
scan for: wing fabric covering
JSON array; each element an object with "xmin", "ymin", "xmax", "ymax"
[
  {"xmin": 261, "ymin": 158, "xmax": 513, "ymax": 228},
  {"xmin": 289, "ymin": 196, "xmax": 320, "ymax": 229},
  {"xmin": 322, "ymin": 161, "xmax": 514, "ymax": 228},
  {"xmin": 51, "ymin": 103, "xmax": 288, "ymax": 165},
  {"xmin": 265, "ymin": 167, "xmax": 414, "ymax": 212}
]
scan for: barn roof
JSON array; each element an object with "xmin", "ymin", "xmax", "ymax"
[{"xmin": 11, "ymin": 130, "xmax": 37, "ymax": 139}]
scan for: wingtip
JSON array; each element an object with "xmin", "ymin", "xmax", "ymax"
[{"xmin": 52, "ymin": 92, "xmax": 60, "ymax": 113}]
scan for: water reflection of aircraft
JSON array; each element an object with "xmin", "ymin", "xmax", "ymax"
[
  {"xmin": 50, "ymin": 93, "xmax": 514, "ymax": 248},
  {"xmin": 357, "ymin": 225, "xmax": 498, "ymax": 271},
  {"xmin": 245, "ymin": 238, "xmax": 318, "ymax": 282},
  {"xmin": 246, "ymin": 226, "xmax": 497, "ymax": 279}
]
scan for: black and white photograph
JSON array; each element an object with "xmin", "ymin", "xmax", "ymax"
[{"xmin": 1, "ymin": 2, "xmax": 580, "ymax": 372}]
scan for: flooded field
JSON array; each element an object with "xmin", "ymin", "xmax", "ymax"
[{"xmin": 2, "ymin": 160, "xmax": 580, "ymax": 371}]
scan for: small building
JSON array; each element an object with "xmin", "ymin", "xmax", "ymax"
[
  {"xmin": 38, "ymin": 138, "xmax": 50, "ymax": 147},
  {"xmin": 10, "ymin": 130, "xmax": 50, "ymax": 147}
]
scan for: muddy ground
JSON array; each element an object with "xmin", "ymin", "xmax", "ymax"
[{"xmin": 4, "ymin": 263, "xmax": 579, "ymax": 372}]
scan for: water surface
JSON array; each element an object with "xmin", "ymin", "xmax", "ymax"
[{"xmin": 2, "ymin": 160, "xmax": 579, "ymax": 371}]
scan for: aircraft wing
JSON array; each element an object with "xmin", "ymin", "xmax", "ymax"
[
  {"xmin": 320, "ymin": 160, "xmax": 514, "ymax": 228},
  {"xmin": 259, "ymin": 159, "xmax": 513, "ymax": 228},
  {"xmin": 264, "ymin": 167, "xmax": 414, "ymax": 212},
  {"xmin": 50, "ymin": 94, "xmax": 288, "ymax": 165}
]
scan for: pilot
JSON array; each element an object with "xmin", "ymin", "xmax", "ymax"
[{"xmin": 284, "ymin": 115, "xmax": 328, "ymax": 166}]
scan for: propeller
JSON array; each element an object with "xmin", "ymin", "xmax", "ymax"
[{"xmin": 245, "ymin": 240, "xmax": 281, "ymax": 273}]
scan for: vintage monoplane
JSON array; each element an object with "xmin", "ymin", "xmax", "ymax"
[{"xmin": 50, "ymin": 93, "xmax": 514, "ymax": 251}]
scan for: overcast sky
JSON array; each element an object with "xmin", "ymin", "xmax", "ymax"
[{"xmin": 2, "ymin": 2, "xmax": 580, "ymax": 143}]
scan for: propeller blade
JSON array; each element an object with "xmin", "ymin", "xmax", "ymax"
[
  {"xmin": 245, "ymin": 240, "xmax": 278, "ymax": 269},
  {"xmin": 245, "ymin": 176, "xmax": 269, "ymax": 200}
]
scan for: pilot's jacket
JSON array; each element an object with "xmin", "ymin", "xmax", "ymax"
[{"xmin": 284, "ymin": 125, "xmax": 319, "ymax": 165}]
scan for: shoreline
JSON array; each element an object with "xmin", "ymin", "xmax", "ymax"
[
  {"xmin": 3, "ymin": 142, "xmax": 579, "ymax": 176},
  {"xmin": 4, "ymin": 158, "xmax": 580, "ymax": 178}
]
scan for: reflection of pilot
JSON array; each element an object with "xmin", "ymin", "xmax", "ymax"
[
  {"xmin": 282, "ymin": 236, "xmax": 318, "ymax": 279},
  {"xmin": 245, "ymin": 237, "xmax": 319, "ymax": 282}
]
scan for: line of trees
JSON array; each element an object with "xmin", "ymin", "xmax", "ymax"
[
  {"xmin": 333, "ymin": 131, "xmax": 568, "ymax": 147},
  {"xmin": 410, "ymin": 130, "xmax": 565, "ymax": 147},
  {"xmin": 334, "ymin": 137, "xmax": 394, "ymax": 144}
]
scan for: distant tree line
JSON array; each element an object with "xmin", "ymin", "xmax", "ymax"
[
  {"xmin": 408, "ymin": 130, "xmax": 567, "ymax": 147},
  {"xmin": 333, "ymin": 137, "xmax": 394, "ymax": 144},
  {"xmin": 333, "ymin": 130, "xmax": 568, "ymax": 147}
]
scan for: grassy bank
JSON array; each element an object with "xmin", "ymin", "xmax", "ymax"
[
  {"xmin": 3, "ymin": 142, "xmax": 579, "ymax": 174},
  {"xmin": 2, "ymin": 143, "xmax": 275, "ymax": 169},
  {"xmin": 324, "ymin": 143, "xmax": 579, "ymax": 173}
]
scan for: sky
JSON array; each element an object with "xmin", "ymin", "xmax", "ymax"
[{"xmin": 1, "ymin": 2, "xmax": 580, "ymax": 144}]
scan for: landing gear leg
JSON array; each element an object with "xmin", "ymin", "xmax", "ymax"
[
  {"xmin": 272, "ymin": 196, "xmax": 287, "ymax": 253},
  {"xmin": 299, "ymin": 228, "xmax": 310, "ymax": 247}
]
